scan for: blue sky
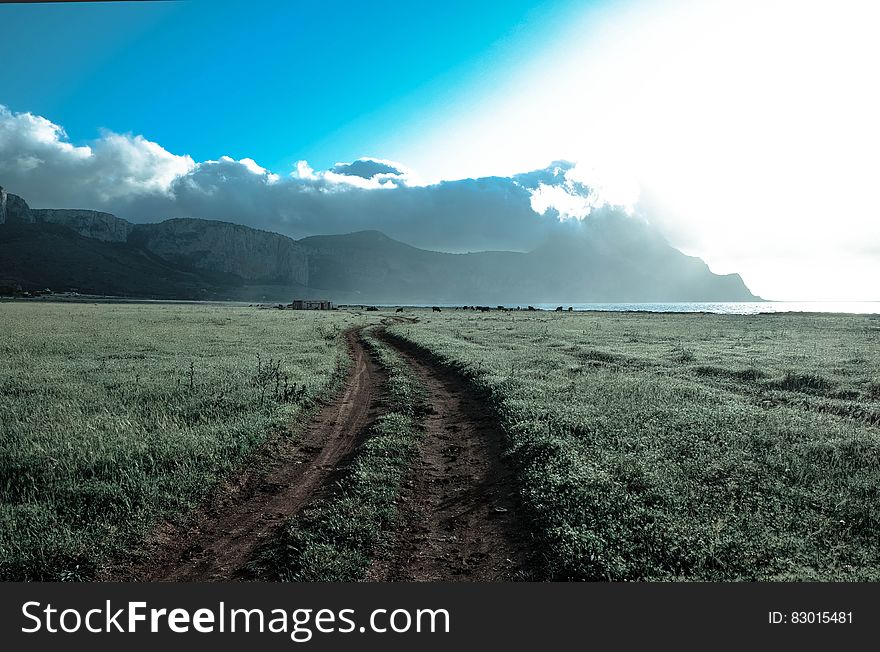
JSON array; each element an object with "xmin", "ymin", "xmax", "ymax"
[
  {"xmin": 2, "ymin": 0, "xmax": 879, "ymax": 300},
  {"xmin": 1, "ymin": 0, "xmax": 585, "ymax": 174}
]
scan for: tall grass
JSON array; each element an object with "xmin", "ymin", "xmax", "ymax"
[{"xmin": 0, "ymin": 302, "xmax": 363, "ymax": 580}]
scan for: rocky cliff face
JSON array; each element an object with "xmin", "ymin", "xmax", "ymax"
[
  {"xmin": 0, "ymin": 189, "xmax": 130, "ymax": 241},
  {"xmin": 0, "ymin": 187, "xmax": 35, "ymax": 225},
  {"xmin": 1, "ymin": 189, "xmax": 309, "ymax": 286},
  {"xmin": 31, "ymin": 209, "xmax": 133, "ymax": 242},
  {"xmin": 130, "ymin": 218, "xmax": 309, "ymax": 285}
]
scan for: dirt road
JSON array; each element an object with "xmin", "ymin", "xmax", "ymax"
[
  {"xmin": 368, "ymin": 331, "xmax": 529, "ymax": 581},
  {"xmin": 116, "ymin": 323, "xmax": 528, "ymax": 581}
]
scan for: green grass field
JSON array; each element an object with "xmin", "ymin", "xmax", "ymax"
[
  {"xmin": 388, "ymin": 310, "xmax": 880, "ymax": 580},
  {"xmin": 3, "ymin": 302, "xmax": 879, "ymax": 581},
  {"xmin": 0, "ymin": 302, "xmax": 364, "ymax": 580}
]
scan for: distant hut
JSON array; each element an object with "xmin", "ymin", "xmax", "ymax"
[{"xmin": 290, "ymin": 299, "xmax": 334, "ymax": 310}]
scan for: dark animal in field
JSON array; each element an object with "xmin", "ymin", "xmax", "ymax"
[
  {"xmin": 497, "ymin": 306, "xmax": 505, "ymax": 311},
  {"xmin": 568, "ymin": 307, "xmax": 573, "ymax": 312},
  {"xmin": 396, "ymin": 307, "xmax": 404, "ymax": 313},
  {"xmin": 555, "ymin": 306, "xmax": 563, "ymax": 312},
  {"xmin": 432, "ymin": 306, "xmax": 442, "ymax": 312},
  {"xmin": 366, "ymin": 306, "xmax": 379, "ymax": 311},
  {"xmin": 478, "ymin": 306, "xmax": 491, "ymax": 312},
  {"xmin": 527, "ymin": 306, "xmax": 536, "ymax": 311}
]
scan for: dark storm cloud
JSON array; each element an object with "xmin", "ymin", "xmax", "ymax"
[{"xmin": 329, "ymin": 158, "xmax": 406, "ymax": 180}]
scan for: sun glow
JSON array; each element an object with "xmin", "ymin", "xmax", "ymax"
[{"xmin": 401, "ymin": 0, "xmax": 880, "ymax": 300}]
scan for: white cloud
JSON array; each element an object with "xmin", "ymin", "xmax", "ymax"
[
  {"xmin": 529, "ymin": 182, "xmax": 593, "ymax": 220},
  {"xmin": 0, "ymin": 104, "xmax": 596, "ymax": 253},
  {"xmin": 0, "ymin": 105, "xmax": 193, "ymax": 207},
  {"xmin": 525, "ymin": 161, "xmax": 638, "ymax": 220}
]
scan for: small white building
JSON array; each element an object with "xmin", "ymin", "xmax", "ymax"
[{"xmin": 290, "ymin": 299, "xmax": 333, "ymax": 310}]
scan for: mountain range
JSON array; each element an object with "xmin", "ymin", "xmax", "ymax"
[{"xmin": 0, "ymin": 186, "xmax": 758, "ymax": 303}]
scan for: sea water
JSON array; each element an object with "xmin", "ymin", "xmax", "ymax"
[{"xmin": 526, "ymin": 302, "xmax": 880, "ymax": 315}]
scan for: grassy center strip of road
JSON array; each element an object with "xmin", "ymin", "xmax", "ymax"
[{"xmin": 250, "ymin": 326, "xmax": 426, "ymax": 581}]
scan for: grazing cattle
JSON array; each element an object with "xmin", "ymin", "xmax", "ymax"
[
  {"xmin": 432, "ymin": 306, "xmax": 442, "ymax": 312},
  {"xmin": 568, "ymin": 306, "xmax": 573, "ymax": 312},
  {"xmin": 555, "ymin": 306, "xmax": 563, "ymax": 312},
  {"xmin": 366, "ymin": 306, "xmax": 379, "ymax": 312},
  {"xmin": 527, "ymin": 306, "xmax": 536, "ymax": 311},
  {"xmin": 396, "ymin": 307, "xmax": 404, "ymax": 313}
]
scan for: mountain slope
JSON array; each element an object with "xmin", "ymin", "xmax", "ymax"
[
  {"xmin": 520, "ymin": 210, "xmax": 755, "ymax": 302},
  {"xmin": 300, "ymin": 231, "xmax": 527, "ymax": 302},
  {"xmin": 129, "ymin": 218, "xmax": 308, "ymax": 285},
  {"xmin": 0, "ymin": 222, "xmax": 222, "ymax": 298},
  {"xmin": 299, "ymin": 224, "xmax": 757, "ymax": 303},
  {"xmin": 0, "ymin": 187, "xmax": 759, "ymax": 302}
]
